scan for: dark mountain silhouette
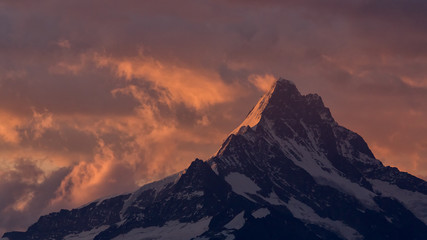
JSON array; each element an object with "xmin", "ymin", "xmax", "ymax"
[{"xmin": 3, "ymin": 78, "xmax": 427, "ymax": 240}]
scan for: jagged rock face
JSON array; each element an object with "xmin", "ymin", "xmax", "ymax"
[
  {"xmin": 210, "ymin": 79, "xmax": 427, "ymax": 239},
  {"xmin": 3, "ymin": 78, "xmax": 427, "ymax": 240}
]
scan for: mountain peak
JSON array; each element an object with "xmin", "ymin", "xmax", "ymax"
[
  {"xmin": 232, "ymin": 77, "xmax": 332, "ymax": 135},
  {"xmin": 5, "ymin": 77, "xmax": 427, "ymax": 240},
  {"xmin": 274, "ymin": 77, "xmax": 300, "ymax": 95}
]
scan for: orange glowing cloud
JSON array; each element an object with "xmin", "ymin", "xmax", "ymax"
[
  {"xmin": 56, "ymin": 39, "xmax": 71, "ymax": 49},
  {"xmin": 30, "ymin": 110, "xmax": 54, "ymax": 139},
  {"xmin": 95, "ymin": 53, "xmax": 238, "ymax": 110},
  {"xmin": 48, "ymin": 53, "xmax": 89, "ymax": 75},
  {"xmin": 249, "ymin": 74, "xmax": 277, "ymax": 92},
  {"xmin": 0, "ymin": 111, "xmax": 22, "ymax": 144},
  {"xmin": 53, "ymin": 141, "xmax": 119, "ymax": 205}
]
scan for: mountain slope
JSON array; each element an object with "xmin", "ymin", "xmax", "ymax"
[{"xmin": 3, "ymin": 78, "xmax": 427, "ymax": 240}]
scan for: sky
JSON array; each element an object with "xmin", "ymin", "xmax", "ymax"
[{"xmin": 1, "ymin": 0, "xmax": 427, "ymax": 234}]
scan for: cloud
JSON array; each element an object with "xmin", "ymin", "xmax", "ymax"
[
  {"xmin": 52, "ymin": 139, "xmax": 138, "ymax": 206},
  {"xmin": 197, "ymin": 115, "xmax": 210, "ymax": 126},
  {"xmin": 57, "ymin": 39, "xmax": 71, "ymax": 49},
  {"xmin": 0, "ymin": 111, "xmax": 22, "ymax": 144},
  {"xmin": 29, "ymin": 109, "xmax": 54, "ymax": 139},
  {"xmin": 249, "ymin": 74, "xmax": 276, "ymax": 92},
  {"xmin": 0, "ymin": 159, "xmax": 70, "ymax": 233},
  {"xmin": 95, "ymin": 53, "xmax": 238, "ymax": 110}
]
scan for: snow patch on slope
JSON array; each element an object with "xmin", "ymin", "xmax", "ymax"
[
  {"xmin": 112, "ymin": 217, "xmax": 212, "ymax": 240},
  {"xmin": 265, "ymin": 121, "xmax": 378, "ymax": 209},
  {"xmin": 63, "ymin": 225, "xmax": 109, "ymax": 240},
  {"xmin": 264, "ymin": 191, "xmax": 285, "ymax": 205},
  {"xmin": 286, "ymin": 198, "xmax": 363, "ymax": 240},
  {"xmin": 120, "ymin": 172, "xmax": 182, "ymax": 218},
  {"xmin": 211, "ymin": 162, "xmax": 219, "ymax": 175},
  {"xmin": 176, "ymin": 191, "xmax": 204, "ymax": 200},
  {"xmin": 369, "ymin": 179, "xmax": 427, "ymax": 225},
  {"xmin": 225, "ymin": 211, "xmax": 246, "ymax": 230},
  {"xmin": 225, "ymin": 172, "xmax": 261, "ymax": 202},
  {"xmin": 225, "ymin": 173, "xmax": 287, "ymax": 206},
  {"xmin": 334, "ymin": 127, "xmax": 380, "ymax": 166},
  {"xmin": 252, "ymin": 208, "xmax": 270, "ymax": 219}
]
